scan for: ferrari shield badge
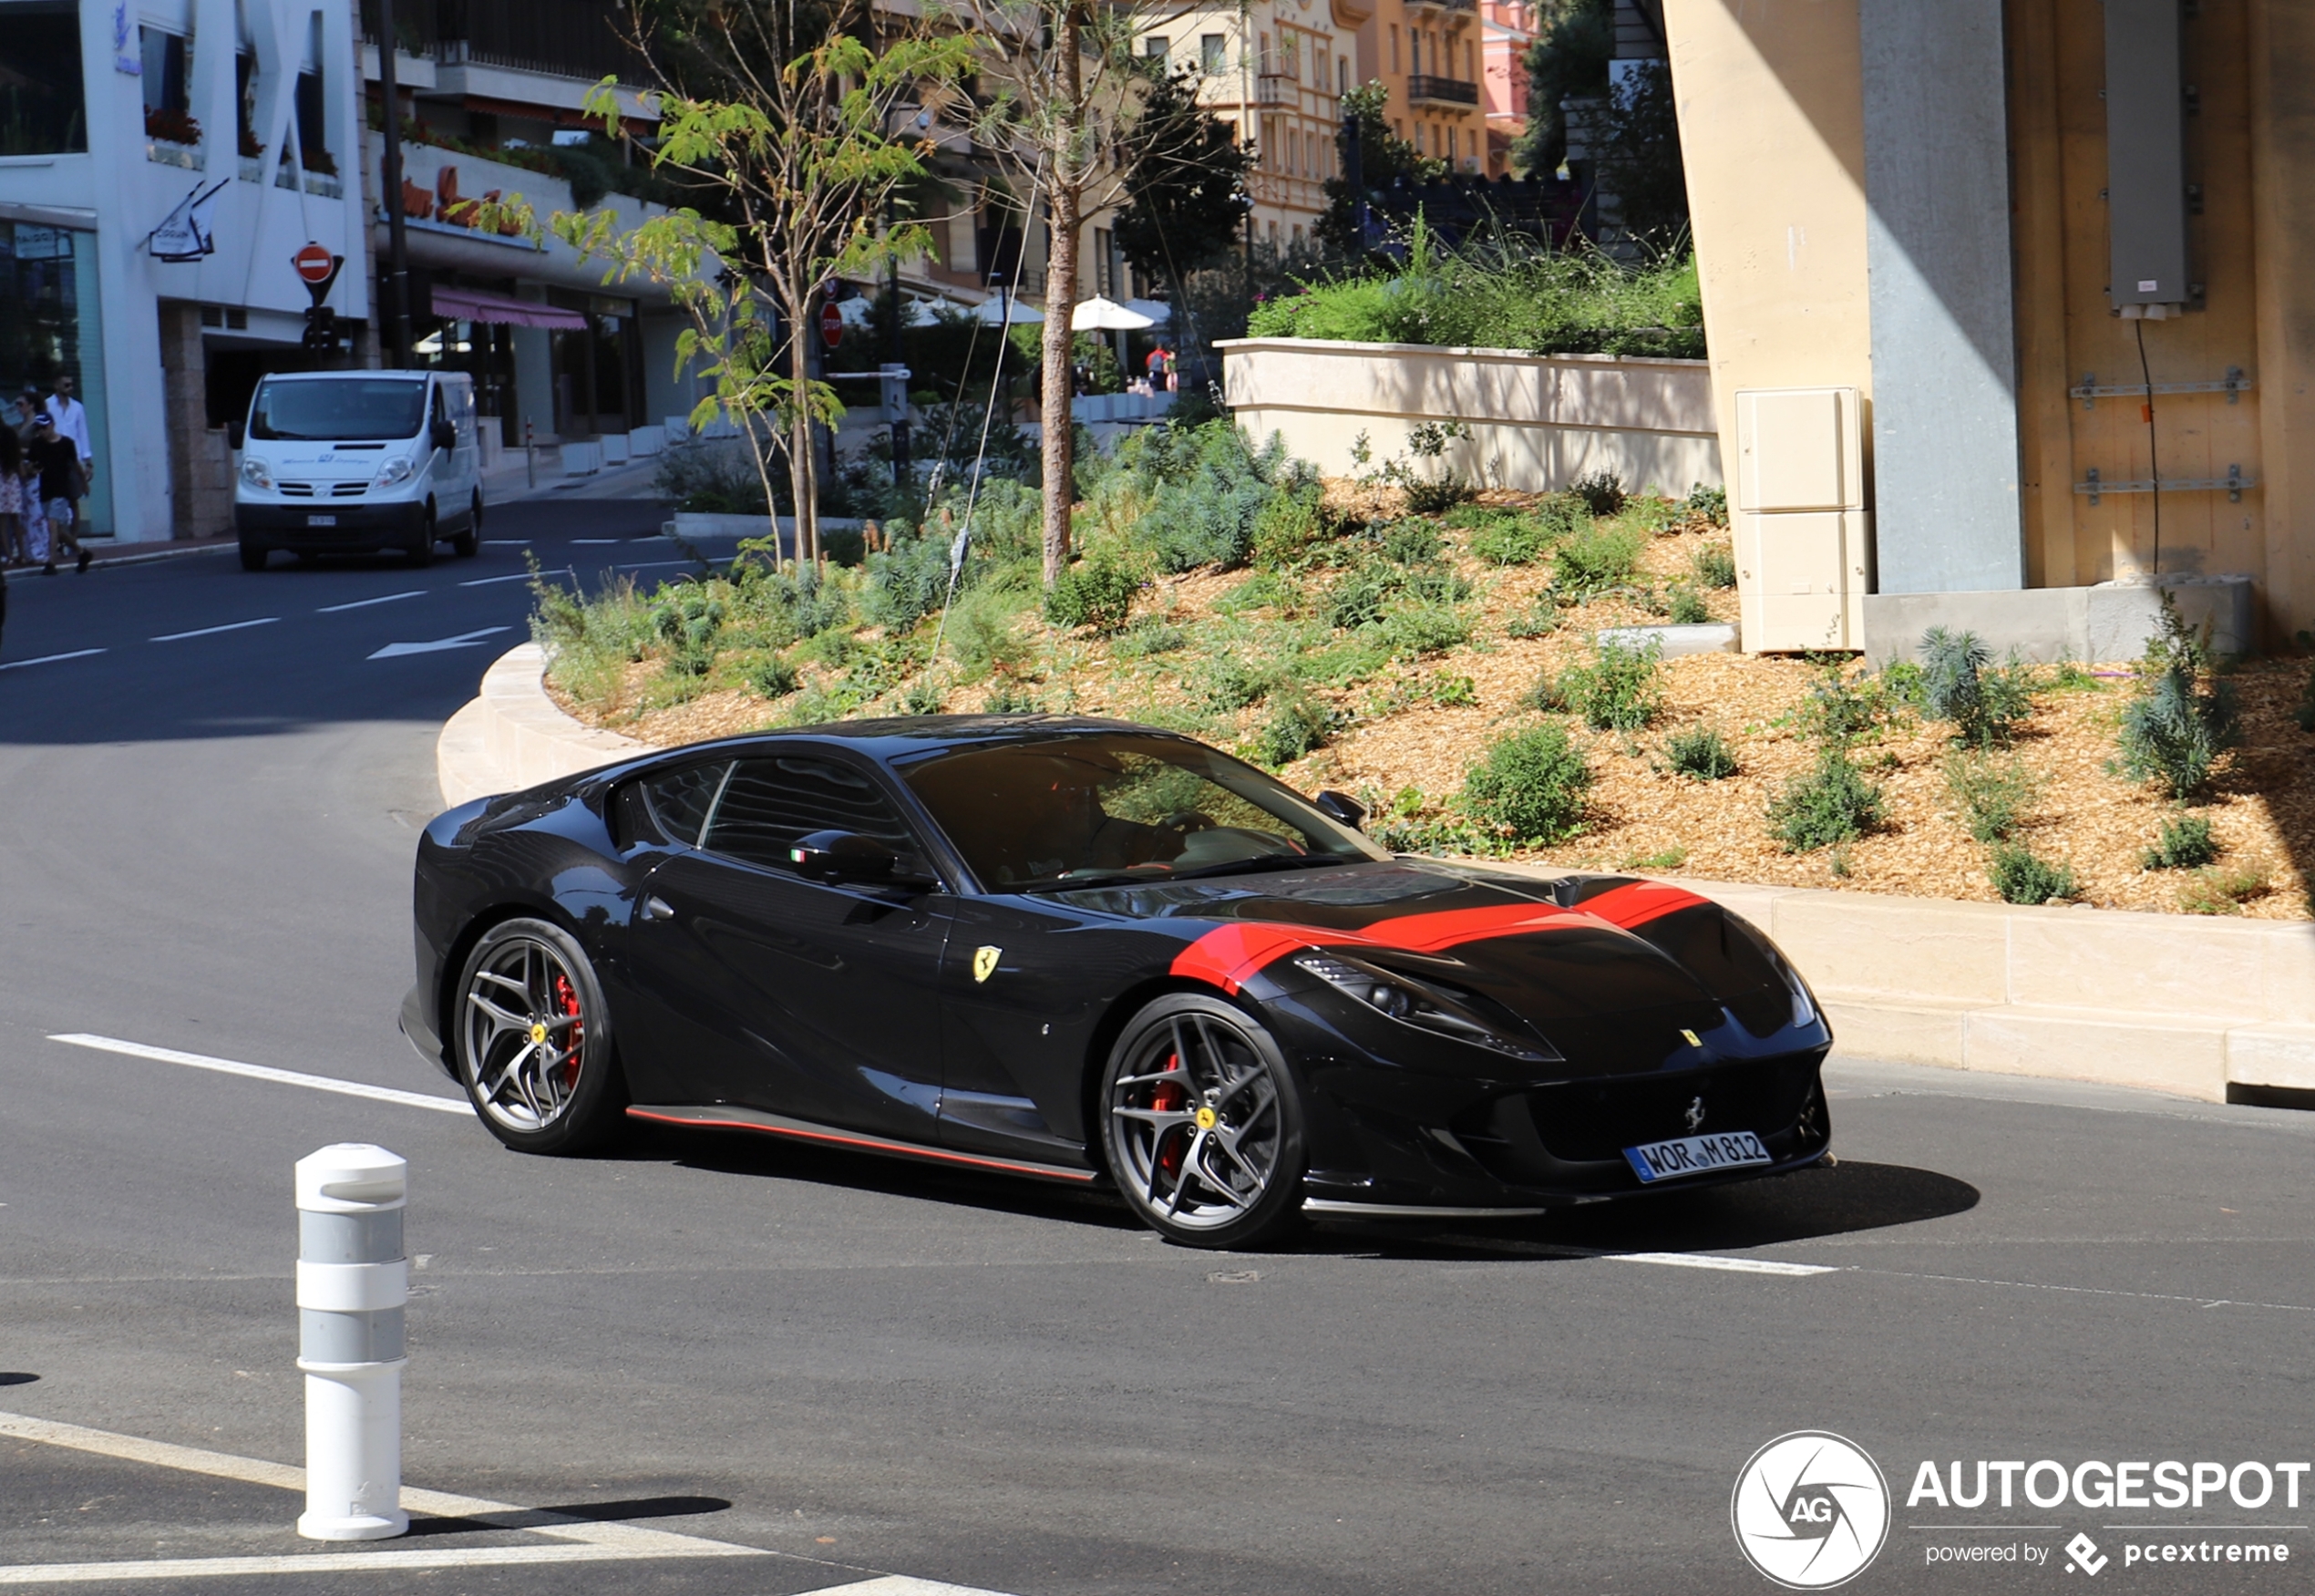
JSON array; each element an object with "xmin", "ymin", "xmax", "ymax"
[{"xmin": 972, "ymin": 945, "xmax": 1003, "ymax": 983}]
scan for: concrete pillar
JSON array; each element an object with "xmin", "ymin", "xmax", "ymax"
[
  {"xmin": 156, "ymin": 303, "xmax": 231, "ymax": 541},
  {"xmin": 1857, "ymin": 0, "xmax": 2024, "ymax": 594},
  {"xmin": 2247, "ymin": 0, "xmax": 2315, "ymax": 644}
]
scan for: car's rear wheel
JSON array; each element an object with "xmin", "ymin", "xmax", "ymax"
[
  {"xmin": 1102, "ymin": 994, "xmax": 1306, "ymax": 1249},
  {"xmin": 453, "ymin": 918, "xmax": 626, "ymax": 1154}
]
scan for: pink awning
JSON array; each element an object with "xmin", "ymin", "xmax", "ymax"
[{"xmin": 429, "ymin": 287, "xmax": 589, "ymax": 330}]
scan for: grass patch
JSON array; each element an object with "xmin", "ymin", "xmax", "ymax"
[
  {"xmin": 2178, "ymin": 863, "xmax": 2268, "ymax": 915},
  {"xmin": 1768, "ymin": 749, "xmax": 1886, "ymax": 852},
  {"xmin": 2142, "ymin": 813, "xmax": 2220, "ymax": 871},
  {"xmin": 1988, "ymin": 843, "xmax": 2077, "ymax": 905},
  {"xmin": 1943, "ymin": 754, "xmax": 2036, "ymax": 843},
  {"xmin": 1664, "ymin": 725, "xmax": 1738, "ymax": 781}
]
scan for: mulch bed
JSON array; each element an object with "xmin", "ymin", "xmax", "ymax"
[{"xmin": 550, "ymin": 486, "xmax": 2315, "ymax": 920}]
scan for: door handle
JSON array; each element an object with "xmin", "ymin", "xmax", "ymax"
[{"xmin": 642, "ymin": 895, "xmax": 675, "ymax": 922}]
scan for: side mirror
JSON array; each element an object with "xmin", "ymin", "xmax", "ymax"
[
  {"xmin": 787, "ymin": 829, "xmax": 932, "ymax": 889},
  {"xmin": 430, "ymin": 418, "xmax": 457, "ymax": 451},
  {"xmin": 1313, "ymin": 790, "xmax": 1365, "ymax": 831},
  {"xmin": 227, "ymin": 419, "xmax": 245, "ymax": 450}
]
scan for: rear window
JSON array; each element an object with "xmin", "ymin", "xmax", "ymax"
[
  {"xmin": 636, "ymin": 760, "xmax": 730, "ymax": 846},
  {"xmin": 250, "ymin": 378, "xmax": 428, "ymax": 441}
]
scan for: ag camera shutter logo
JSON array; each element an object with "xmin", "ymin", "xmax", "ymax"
[{"xmin": 1732, "ymin": 1431, "xmax": 1891, "ymax": 1589}]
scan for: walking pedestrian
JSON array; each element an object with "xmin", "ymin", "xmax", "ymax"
[
  {"xmin": 27, "ymin": 413, "xmax": 89, "ymax": 574},
  {"xmin": 46, "ymin": 374, "xmax": 94, "ymax": 540},
  {"xmin": 0, "ymin": 422, "xmax": 26, "ymax": 568}
]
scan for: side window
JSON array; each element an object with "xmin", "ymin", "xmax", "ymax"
[
  {"xmin": 704, "ymin": 756, "xmax": 924, "ymax": 874},
  {"xmin": 635, "ymin": 759, "xmax": 730, "ymax": 846}
]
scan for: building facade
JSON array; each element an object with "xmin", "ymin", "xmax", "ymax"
[
  {"xmin": 1370, "ymin": 0, "xmax": 1484, "ymax": 175},
  {"xmin": 1477, "ymin": 0, "xmax": 1538, "ymax": 177}
]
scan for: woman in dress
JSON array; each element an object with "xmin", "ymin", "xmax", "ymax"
[{"xmin": 0, "ymin": 421, "xmax": 26, "ymax": 568}]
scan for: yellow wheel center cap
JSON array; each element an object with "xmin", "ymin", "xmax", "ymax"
[
  {"xmin": 1194, "ymin": 1107, "xmax": 1219, "ymax": 1130},
  {"xmin": 530, "ymin": 1023, "xmax": 549, "ymax": 1045}
]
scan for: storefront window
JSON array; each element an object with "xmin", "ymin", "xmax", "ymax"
[
  {"xmin": 0, "ymin": 2, "xmax": 87, "ymax": 155},
  {"xmin": 0, "ymin": 221, "xmax": 113, "ymax": 533}
]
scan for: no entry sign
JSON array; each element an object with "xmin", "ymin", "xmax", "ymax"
[
  {"xmin": 293, "ymin": 243, "xmax": 335, "ymax": 284},
  {"xmin": 820, "ymin": 301, "xmax": 845, "ymax": 348}
]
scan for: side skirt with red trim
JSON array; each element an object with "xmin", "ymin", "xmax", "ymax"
[{"xmin": 624, "ymin": 1104, "xmax": 1102, "ymax": 1186}]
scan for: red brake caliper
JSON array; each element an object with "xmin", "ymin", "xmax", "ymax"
[
  {"xmin": 552, "ymin": 973, "xmax": 584, "ymax": 1087},
  {"xmin": 1150, "ymin": 1053, "xmax": 1186, "ymax": 1177}
]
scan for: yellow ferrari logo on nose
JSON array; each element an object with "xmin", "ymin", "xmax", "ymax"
[
  {"xmin": 972, "ymin": 945, "xmax": 1002, "ymax": 983},
  {"xmin": 1681, "ymin": 1028, "xmax": 1702, "ymax": 1047},
  {"xmin": 1194, "ymin": 1106, "xmax": 1218, "ymax": 1130},
  {"xmin": 530, "ymin": 1023, "xmax": 549, "ymax": 1045}
]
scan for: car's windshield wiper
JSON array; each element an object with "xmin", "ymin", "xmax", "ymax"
[{"xmin": 1168, "ymin": 853, "xmax": 1351, "ymax": 881}]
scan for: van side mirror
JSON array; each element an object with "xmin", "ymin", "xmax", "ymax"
[
  {"xmin": 1313, "ymin": 790, "xmax": 1365, "ymax": 830},
  {"xmin": 227, "ymin": 420, "xmax": 245, "ymax": 449},
  {"xmin": 430, "ymin": 418, "xmax": 457, "ymax": 451}
]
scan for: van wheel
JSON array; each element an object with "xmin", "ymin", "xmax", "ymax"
[
  {"xmin": 452, "ymin": 493, "xmax": 480, "ymax": 558},
  {"xmin": 238, "ymin": 539, "xmax": 270, "ymax": 572},
  {"xmin": 407, "ymin": 508, "xmax": 437, "ymax": 569}
]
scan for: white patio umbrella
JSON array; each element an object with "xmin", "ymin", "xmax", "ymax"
[
  {"xmin": 1122, "ymin": 297, "xmax": 1173, "ymax": 326},
  {"xmin": 972, "ymin": 296, "xmax": 1044, "ymax": 324},
  {"xmin": 1071, "ymin": 294, "xmax": 1156, "ymax": 332}
]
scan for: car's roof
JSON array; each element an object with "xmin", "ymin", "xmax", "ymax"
[
  {"xmin": 630, "ymin": 715, "xmax": 1192, "ymax": 767},
  {"xmin": 259, "ymin": 371, "xmax": 427, "ymax": 383}
]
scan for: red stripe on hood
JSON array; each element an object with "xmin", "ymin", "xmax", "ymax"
[{"xmin": 1168, "ymin": 880, "xmax": 1709, "ymax": 994}]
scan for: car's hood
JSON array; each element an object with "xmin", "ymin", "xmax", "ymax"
[
  {"xmin": 254, "ymin": 443, "xmax": 409, "ymax": 481},
  {"xmin": 1063, "ymin": 860, "xmax": 1797, "ymax": 1045}
]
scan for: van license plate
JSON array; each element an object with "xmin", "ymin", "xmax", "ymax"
[
  {"xmin": 1623, "ymin": 1130, "xmax": 1772, "ymax": 1184},
  {"xmin": 306, "ymin": 514, "xmax": 336, "ymax": 527}
]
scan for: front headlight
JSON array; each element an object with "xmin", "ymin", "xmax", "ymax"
[
  {"xmin": 374, "ymin": 456, "xmax": 416, "ymax": 489},
  {"xmin": 1293, "ymin": 952, "xmax": 1560, "ymax": 1062},
  {"xmin": 240, "ymin": 455, "xmax": 273, "ymax": 489}
]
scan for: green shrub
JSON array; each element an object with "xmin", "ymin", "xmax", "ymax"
[
  {"xmin": 1250, "ymin": 480, "xmax": 1331, "ymax": 565},
  {"xmin": 1552, "ymin": 518, "xmax": 1645, "ymax": 597},
  {"xmin": 863, "ymin": 529, "xmax": 959, "ymax": 633},
  {"xmin": 1127, "ymin": 421, "xmax": 1306, "ymax": 572},
  {"xmin": 1249, "ymin": 687, "xmax": 1335, "ymax": 767},
  {"xmin": 2142, "ymin": 812, "xmax": 2219, "ymax": 871},
  {"xmin": 1684, "ymin": 483, "xmax": 1730, "ymax": 527},
  {"xmin": 1768, "ymin": 749, "xmax": 1886, "ymax": 852},
  {"xmin": 1460, "ymin": 723, "xmax": 1594, "ymax": 845},
  {"xmin": 1667, "ymin": 585, "xmax": 1711, "ymax": 625},
  {"xmin": 944, "ymin": 586, "xmax": 1032, "ymax": 681},
  {"xmin": 1323, "ymin": 561, "xmax": 1404, "ymax": 629},
  {"xmin": 749, "ymin": 655, "xmax": 798, "ymax": 699},
  {"xmin": 1571, "ymin": 469, "xmax": 1627, "ymax": 518},
  {"xmin": 1196, "ymin": 654, "xmax": 1276, "ymax": 711},
  {"xmin": 1691, "ymin": 542, "xmax": 1737, "ymax": 590},
  {"xmin": 650, "ymin": 583, "xmax": 726, "ymax": 676},
  {"xmin": 1466, "ymin": 512, "xmax": 1556, "ymax": 565},
  {"xmin": 1381, "ymin": 519, "xmax": 1445, "ymax": 565},
  {"xmin": 1793, "ymin": 668, "xmax": 1890, "ymax": 749},
  {"xmin": 1943, "ymin": 754, "xmax": 2036, "ymax": 844},
  {"xmin": 1378, "ymin": 600, "xmax": 1472, "ymax": 660},
  {"xmin": 983, "ymin": 678, "xmax": 1044, "ymax": 715},
  {"xmin": 2178, "ymin": 862, "xmax": 2267, "ymax": 915},
  {"xmin": 2114, "ymin": 660, "xmax": 2240, "ymax": 799},
  {"xmin": 531, "ymin": 568, "xmax": 653, "ymax": 705},
  {"xmin": 1665, "ymin": 725, "xmax": 1738, "ymax": 781},
  {"xmin": 1043, "ymin": 540, "xmax": 1147, "ymax": 633},
  {"xmin": 1919, "ymin": 627, "xmax": 2034, "ymax": 747},
  {"xmin": 1113, "ymin": 619, "xmax": 1189, "ymax": 658},
  {"xmin": 1559, "ymin": 637, "xmax": 1665, "ymax": 730},
  {"xmin": 1506, "ymin": 602, "xmax": 1560, "ymax": 639},
  {"xmin": 1988, "ymin": 842, "xmax": 2077, "ymax": 905},
  {"xmin": 896, "ymin": 677, "xmax": 943, "ymax": 715}
]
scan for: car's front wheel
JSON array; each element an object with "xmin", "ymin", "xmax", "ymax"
[
  {"xmin": 1101, "ymin": 994, "xmax": 1306, "ymax": 1249},
  {"xmin": 452, "ymin": 917, "xmax": 626, "ymax": 1154}
]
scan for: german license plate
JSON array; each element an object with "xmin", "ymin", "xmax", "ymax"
[
  {"xmin": 1623, "ymin": 1130, "xmax": 1772, "ymax": 1184},
  {"xmin": 306, "ymin": 514, "xmax": 337, "ymax": 527}
]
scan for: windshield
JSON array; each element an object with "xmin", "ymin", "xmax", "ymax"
[
  {"xmin": 250, "ymin": 378, "xmax": 427, "ymax": 442},
  {"xmin": 901, "ymin": 734, "xmax": 1385, "ymax": 891}
]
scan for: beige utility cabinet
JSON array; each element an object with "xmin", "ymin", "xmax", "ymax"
[{"xmin": 1733, "ymin": 387, "xmax": 1871, "ymax": 652}]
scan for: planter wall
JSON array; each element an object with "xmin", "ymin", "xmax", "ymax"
[{"xmin": 1218, "ymin": 337, "xmax": 1722, "ymax": 497}]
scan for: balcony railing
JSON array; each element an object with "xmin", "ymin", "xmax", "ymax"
[
  {"xmin": 1406, "ymin": 75, "xmax": 1481, "ymax": 108},
  {"xmin": 1256, "ymin": 71, "xmax": 1292, "ymax": 107},
  {"xmin": 1406, "ymin": 0, "xmax": 1478, "ymax": 15}
]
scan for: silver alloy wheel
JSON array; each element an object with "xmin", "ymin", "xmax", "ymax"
[
  {"xmin": 1108, "ymin": 1010, "xmax": 1285, "ymax": 1230},
  {"xmin": 459, "ymin": 933, "xmax": 590, "ymax": 1134}
]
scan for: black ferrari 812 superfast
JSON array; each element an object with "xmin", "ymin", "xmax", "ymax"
[{"xmin": 404, "ymin": 717, "xmax": 1833, "ymax": 1247}]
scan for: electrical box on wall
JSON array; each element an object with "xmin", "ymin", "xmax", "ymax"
[
  {"xmin": 1734, "ymin": 387, "xmax": 1870, "ymax": 651},
  {"xmin": 2105, "ymin": 0, "xmax": 2189, "ymax": 313}
]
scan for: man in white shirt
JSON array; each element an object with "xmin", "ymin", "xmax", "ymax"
[{"xmin": 46, "ymin": 374, "xmax": 92, "ymax": 538}]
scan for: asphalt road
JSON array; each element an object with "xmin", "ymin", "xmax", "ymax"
[{"xmin": 2, "ymin": 510, "xmax": 2310, "ymax": 1595}]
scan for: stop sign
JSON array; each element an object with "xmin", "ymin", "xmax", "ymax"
[
  {"xmin": 819, "ymin": 301, "xmax": 845, "ymax": 348},
  {"xmin": 293, "ymin": 243, "xmax": 335, "ymax": 284}
]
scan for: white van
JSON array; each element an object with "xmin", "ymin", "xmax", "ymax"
[{"xmin": 235, "ymin": 370, "xmax": 483, "ymax": 571}]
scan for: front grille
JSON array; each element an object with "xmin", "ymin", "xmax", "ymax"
[
  {"xmin": 279, "ymin": 482, "xmax": 314, "ymax": 497},
  {"xmin": 1526, "ymin": 1059, "xmax": 1819, "ymax": 1163},
  {"xmin": 330, "ymin": 482, "xmax": 367, "ymax": 498}
]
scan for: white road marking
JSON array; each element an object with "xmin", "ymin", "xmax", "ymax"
[
  {"xmin": 458, "ymin": 571, "xmax": 542, "ymax": 587},
  {"xmin": 46, "ymin": 1035, "xmax": 471, "ymax": 1116},
  {"xmin": 1442, "ymin": 1233, "xmax": 1840, "ymax": 1276},
  {"xmin": 368, "ymin": 625, "xmax": 511, "ymax": 660},
  {"xmin": 317, "ymin": 590, "xmax": 426, "ymax": 613},
  {"xmin": 0, "ymin": 648, "xmax": 106, "ymax": 672},
  {"xmin": 149, "ymin": 617, "xmax": 280, "ymax": 643},
  {"xmin": 570, "ymin": 538, "xmax": 622, "ymax": 544},
  {"xmin": 0, "ymin": 1411, "xmax": 1019, "ymax": 1591}
]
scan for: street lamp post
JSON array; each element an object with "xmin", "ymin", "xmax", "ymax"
[{"xmin": 376, "ymin": 0, "xmax": 414, "ymax": 369}]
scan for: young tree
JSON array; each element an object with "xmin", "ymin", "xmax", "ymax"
[
  {"xmin": 553, "ymin": 2, "xmax": 972, "ymax": 565},
  {"xmin": 1511, "ymin": 0, "xmax": 1612, "ymax": 180},
  {"xmin": 968, "ymin": 3, "xmax": 1173, "ymax": 583},
  {"xmin": 1317, "ymin": 82, "xmax": 1446, "ymax": 259}
]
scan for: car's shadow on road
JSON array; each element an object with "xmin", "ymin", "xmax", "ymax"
[
  {"xmin": 403, "ymin": 1495, "xmax": 734, "ymax": 1539},
  {"xmin": 610, "ymin": 1123, "xmax": 1976, "ymax": 1255}
]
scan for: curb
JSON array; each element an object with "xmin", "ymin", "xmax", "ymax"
[{"xmin": 437, "ymin": 644, "xmax": 2315, "ymax": 1106}]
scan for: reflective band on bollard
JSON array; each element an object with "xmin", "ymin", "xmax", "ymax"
[{"xmin": 293, "ymin": 1143, "xmax": 409, "ymax": 1540}]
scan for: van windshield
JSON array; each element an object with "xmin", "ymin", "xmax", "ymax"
[{"xmin": 250, "ymin": 378, "xmax": 427, "ymax": 442}]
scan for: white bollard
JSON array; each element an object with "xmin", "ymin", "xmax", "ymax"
[{"xmin": 293, "ymin": 1143, "xmax": 410, "ymax": 1540}]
